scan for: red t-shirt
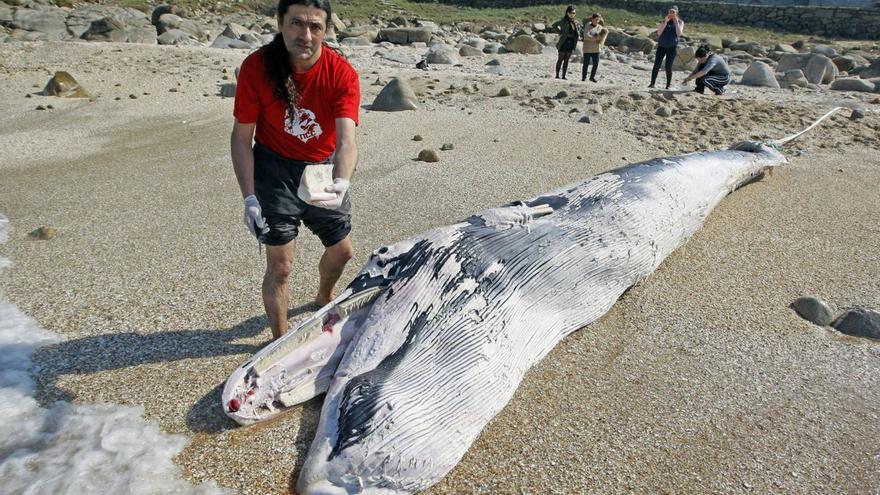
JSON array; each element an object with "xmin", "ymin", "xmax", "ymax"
[{"xmin": 234, "ymin": 46, "xmax": 360, "ymax": 162}]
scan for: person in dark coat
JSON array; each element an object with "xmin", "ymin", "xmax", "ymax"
[
  {"xmin": 551, "ymin": 5, "xmax": 581, "ymax": 79},
  {"xmin": 649, "ymin": 5, "xmax": 684, "ymax": 89}
]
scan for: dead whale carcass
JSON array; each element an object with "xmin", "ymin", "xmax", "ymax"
[{"xmin": 224, "ymin": 139, "xmax": 791, "ymax": 492}]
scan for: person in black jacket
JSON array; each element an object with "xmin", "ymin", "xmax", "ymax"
[
  {"xmin": 649, "ymin": 5, "xmax": 684, "ymax": 89},
  {"xmin": 552, "ymin": 5, "xmax": 581, "ymax": 79}
]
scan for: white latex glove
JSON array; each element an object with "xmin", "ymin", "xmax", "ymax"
[
  {"xmin": 314, "ymin": 178, "xmax": 350, "ymax": 210},
  {"xmin": 243, "ymin": 194, "xmax": 266, "ymax": 237}
]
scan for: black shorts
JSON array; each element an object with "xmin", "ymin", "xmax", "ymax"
[{"xmin": 253, "ymin": 143, "xmax": 352, "ymax": 247}]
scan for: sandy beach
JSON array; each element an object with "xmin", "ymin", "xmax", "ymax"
[{"xmin": 1, "ymin": 38, "xmax": 879, "ymax": 494}]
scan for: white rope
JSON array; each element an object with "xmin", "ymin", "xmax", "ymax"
[{"xmin": 770, "ymin": 106, "xmax": 845, "ymax": 147}]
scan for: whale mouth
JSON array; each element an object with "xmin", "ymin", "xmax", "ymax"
[{"xmin": 221, "ymin": 287, "xmax": 384, "ymax": 425}]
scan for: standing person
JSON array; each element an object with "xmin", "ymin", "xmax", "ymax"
[
  {"xmin": 649, "ymin": 5, "xmax": 684, "ymax": 89},
  {"xmin": 232, "ymin": 0, "xmax": 360, "ymax": 340},
  {"xmin": 682, "ymin": 45, "xmax": 732, "ymax": 95},
  {"xmin": 552, "ymin": 5, "xmax": 581, "ymax": 80},
  {"xmin": 581, "ymin": 13, "xmax": 608, "ymax": 82}
]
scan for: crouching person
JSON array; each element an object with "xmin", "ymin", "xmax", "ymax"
[{"xmin": 683, "ymin": 45, "xmax": 731, "ymax": 95}]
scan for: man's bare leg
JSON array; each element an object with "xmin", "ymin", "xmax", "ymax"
[
  {"xmin": 316, "ymin": 235, "xmax": 354, "ymax": 306},
  {"xmin": 263, "ymin": 241, "xmax": 296, "ymax": 339}
]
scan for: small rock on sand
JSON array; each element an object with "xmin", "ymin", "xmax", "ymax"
[
  {"xmin": 371, "ymin": 77, "xmax": 418, "ymax": 111},
  {"xmin": 497, "ymin": 87, "xmax": 511, "ymax": 97},
  {"xmin": 440, "ymin": 143, "xmax": 454, "ymax": 151},
  {"xmin": 655, "ymin": 106, "xmax": 673, "ymax": 117},
  {"xmin": 417, "ymin": 149, "xmax": 440, "ymax": 162},
  {"xmin": 29, "ymin": 226, "xmax": 56, "ymax": 240},
  {"xmin": 43, "ymin": 71, "xmax": 89, "ymax": 98},
  {"xmin": 412, "ymin": 134, "xmax": 423, "ymax": 141},
  {"xmin": 832, "ymin": 307, "xmax": 880, "ymax": 340},
  {"xmin": 790, "ymin": 296, "xmax": 835, "ymax": 326}
]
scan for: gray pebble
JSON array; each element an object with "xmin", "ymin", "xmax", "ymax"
[
  {"xmin": 656, "ymin": 106, "xmax": 673, "ymax": 117},
  {"xmin": 849, "ymin": 109, "xmax": 865, "ymax": 120},
  {"xmin": 417, "ymin": 149, "xmax": 440, "ymax": 162},
  {"xmin": 440, "ymin": 143, "xmax": 454, "ymax": 151}
]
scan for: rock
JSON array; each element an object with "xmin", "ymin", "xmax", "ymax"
[
  {"xmin": 830, "ymin": 78, "xmax": 875, "ymax": 92},
  {"xmin": 329, "ymin": 12, "xmax": 345, "ymax": 33},
  {"xmin": 621, "ymin": 35, "xmax": 654, "ymax": 54},
  {"xmin": 674, "ymin": 45, "xmax": 696, "ymax": 71},
  {"xmin": 211, "ymin": 35, "xmax": 252, "ymax": 49},
  {"xmin": 80, "ymin": 16, "xmax": 126, "ymax": 43},
  {"xmin": 425, "ymin": 44, "xmax": 460, "ymax": 65},
  {"xmin": 461, "ymin": 36, "xmax": 486, "ymax": 51},
  {"xmin": 371, "ymin": 77, "xmax": 418, "ymax": 111},
  {"xmin": 341, "ymin": 36, "xmax": 371, "ymax": 46},
  {"xmin": 655, "ymin": 106, "xmax": 673, "ymax": 117},
  {"xmin": 504, "ymin": 35, "xmax": 542, "ymax": 55},
  {"xmin": 219, "ymin": 82, "xmax": 236, "ymax": 97},
  {"xmin": 728, "ymin": 41, "xmax": 765, "ymax": 56},
  {"xmin": 378, "ymin": 27, "xmax": 432, "ymax": 44},
  {"xmin": 220, "ymin": 22, "xmax": 250, "ymax": 40},
  {"xmin": 157, "ymin": 13, "xmax": 207, "ymax": 41},
  {"xmin": 29, "ymin": 226, "xmax": 56, "ymax": 240},
  {"xmin": 804, "ymin": 54, "xmax": 837, "ymax": 84},
  {"xmin": 790, "ymin": 296, "xmax": 835, "ymax": 326},
  {"xmin": 811, "ymin": 44, "xmax": 838, "ymax": 57},
  {"xmin": 784, "ymin": 69, "xmax": 809, "ymax": 88},
  {"xmin": 604, "ymin": 29, "xmax": 628, "ymax": 47},
  {"xmin": 440, "ymin": 143, "xmax": 454, "ymax": 151},
  {"xmin": 43, "ymin": 71, "xmax": 89, "ymax": 98},
  {"xmin": 459, "ymin": 44, "xmax": 482, "ymax": 57},
  {"xmin": 532, "ymin": 22, "xmax": 545, "ymax": 32},
  {"xmin": 850, "ymin": 108, "xmax": 866, "ymax": 120},
  {"xmin": 741, "ymin": 61, "xmax": 780, "ymax": 88},
  {"xmin": 832, "ymin": 307, "xmax": 880, "ymax": 340},
  {"xmin": 832, "ymin": 55, "xmax": 858, "ymax": 72},
  {"xmin": 417, "ymin": 149, "xmax": 440, "ymax": 162},
  {"xmin": 157, "ymin": 29, "xmax": 200, "ymax": 46},
  {"xmin": 700, "ymin": 34, "xmax": 723, "ymax": 51},
  {"xmin": 11, "ymin": 7, "xmax": 68, "ymax": 39},
  {"xmin": 496, "ymin": 87, "xmax": 511, "ymax": 97},
  {"xmin": 859, "ymin": 58, "xmax": 880, "ymax": 79},
  {"xmin": 151, "ymin": 4, "xmax": 176, "ymax": 26},
  {"xmin": 554, "ymin": 90, "xmax": 568, "ymax": 99},
  {"xmin": 773, "ymin": 43, "xmax": 798, "ymax": 54},
  {"xmin": 483, "ymin": 42, "xmax": 504, "ymax": 54},
  {"xmin": 412, "ymin": 134, "xmax": 422, "ymax": 141},
  {"xmin": 486, "ymin": 58, "xmax": 502, "ymax": 66},
  {"xmin": 777, "ymin": 53, "xmax": 813, "ymax": 73},
  {"xmin": 339, "ymin": 25, "xmax": 379, "ymax": 42}
]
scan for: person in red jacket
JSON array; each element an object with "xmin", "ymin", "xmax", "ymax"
[{"xmin": 231, "ymin": 0, "xmax": 360, "ymax": 340}]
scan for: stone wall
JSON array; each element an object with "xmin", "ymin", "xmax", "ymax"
[{"xmin": 430, "ymin": 0, "xmax": 880, "ymax": 39}]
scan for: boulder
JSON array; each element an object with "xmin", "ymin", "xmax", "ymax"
[
  {"xmin": 371, "ymin": 77, "xmax": 418, "ymax": 111},
  {"xmin": 859, "ymin": 58, "xmax": 880, "ymax": 79},
  {"xmin": 804, "ymin": 54, "xmax": 837, "ymax": 84},
  {"xmin": 483, "ymin": 42, "xmax": 504, "ymax": 54},
  {"xmin": 604, "ymin": 29, "xmax": 628, "ymax": 47},
  {"xmin": 673, "ymin": 45, "xmax": 696, "ymax": 71},
  {"xmin": 461, "ymin": 36, "xmax": 486, "ymax": 51},
  {"xmin": 157, "ymin": 13, "xmax": 207, "ymax": 41},
  {"xmin": 811, "ymin": 44, "xmax": 837, "ymax": 57},
  {"xmin": 741, "ymin": 61, "xmax": 779, "ymax": 88},
  {"xmin": 504, "ymin": 35, "xmax": 542, "ymax": 55},
  {"xmin": 220, "ymin": 22, "xmax": 250, "ymax": 40},
  {"xmin": 773, "ymin": 43, "xmax": 798, "ymax": 54},
  {"xmin": 340, "ymin": 36, "xmax": 371, "ymax": 46},
  {"xmin": 784, "ymin": 69, "xmax": 808, "ymax": 88},
  {"xmin": 700, "ymin": 34, "xmax": 723, "ymax": 51},
  {"xmin": 829, "ymin": 78, "xmax": 876, "ymax": 92},
  {"xmin": 378, "ymin": 27, "xmax": 432, "ymax": 44},
  {"xmin": 339, "ymin": 25, "xmax": 379, "ymax": 42},
  {"xmin": 157, "ymin": 29, "xmax": 200, "ymax": 46},
  {"xmin": 425, "ymin": 44, "xmax": 459, "ymax": 64},
  {"xmin": 11, "ymin": 8, "xmax": 69, "ymax": 40},
  {"xmin": 80, "ymin": 16, "xmax": 126, "ymax": 42},
  {"xmin": 777, "ymin": 53, "xmax": 813, "ymax": 73},
  {"xmin": 833, "ymin": 55, "xmax": 858, "ymax": 72},
  {"xmin": 621, "ymin": 36, "xmax": 654, "ymax": 55},
  {"xmin": 458, "ymin": 44, "xmax": 482, "ymax": 57},
  {"xmin": 210, "ymin": 35, "xmax": 252, "ymax": 49},
  {"xmin": 728, "ymin": 41, "xmax": 765, "ymax": 56}
]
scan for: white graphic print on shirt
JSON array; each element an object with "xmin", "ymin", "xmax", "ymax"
[{"xmin": 284, "ymin": 106, "xmax": 323, "ymax": 143}]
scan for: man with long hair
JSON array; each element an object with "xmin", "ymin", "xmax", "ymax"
[{"xmin": 231, "ymin": 0, "xmax": 360, "ymax": 340}]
